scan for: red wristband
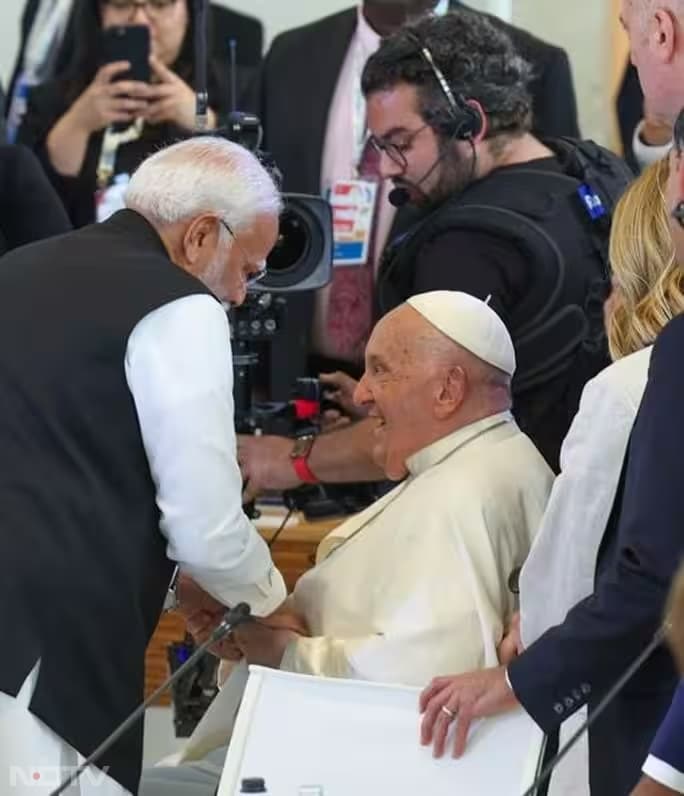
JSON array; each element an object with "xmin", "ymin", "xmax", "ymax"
[{"xmin": 291, "ymin": 455, "xmax": 319, "ymax": 484}]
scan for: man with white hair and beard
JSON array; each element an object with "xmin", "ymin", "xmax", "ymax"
[
  {"xmin": 138, "ymin": 291, "xmax": 553, "ymax": 796},
  {"xmin": 0, "ymin": 137, "xmax": 287, "ymax": 796}
]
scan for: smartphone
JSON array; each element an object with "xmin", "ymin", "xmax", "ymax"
[{"xmin": 100, "ymin": 25, "xmax": 151, "ymax": 83}]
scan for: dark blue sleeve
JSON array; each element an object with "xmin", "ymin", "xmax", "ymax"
[
  {"xmin": 508, "ymin": 315, "xmax": 684, "ymax": 732},
  {"xmin": 649, "ymin": 682, "xmax": 684, "ymax": 773}
]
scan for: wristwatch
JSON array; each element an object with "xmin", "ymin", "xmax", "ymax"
[{"xmin": 290, "ymin": 434, "xmax": 319, "ymax": 484}]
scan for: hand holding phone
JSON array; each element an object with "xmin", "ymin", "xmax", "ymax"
[
  {"xmin": 144, "ymin": 55, "xmax": 209, "ymax": 132},
  {"xmin": 69, "ymin": 61, "xmax": 151, "ymax": 135}
]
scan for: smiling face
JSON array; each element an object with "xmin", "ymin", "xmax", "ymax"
[{"xmin": 352, "ymin": 306, "xmax": 468, "ymax": 480}]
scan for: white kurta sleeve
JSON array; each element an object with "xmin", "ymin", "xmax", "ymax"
[{"xmin": 124, "ymin": 294, "xmax": 285, "ymax": 616}]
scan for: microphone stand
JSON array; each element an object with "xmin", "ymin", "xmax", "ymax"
[
  {"xmin": 520, "ymin": 625, "xmax": 667, "ymax": 796},
  {"xmin": 49, "ymin": 603, "xmax": 253, "ymax": 796}
]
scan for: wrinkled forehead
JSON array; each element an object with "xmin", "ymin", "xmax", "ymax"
[{"xmin": 366, "ymin": 306, "xmax": 428, "ymax": 364}]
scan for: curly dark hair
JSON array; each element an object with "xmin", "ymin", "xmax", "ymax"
[{"xmin": 361, "ymin": 8, "xmax": 534, "ymax": 139}]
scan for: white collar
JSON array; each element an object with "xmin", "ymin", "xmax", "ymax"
[{"xmin": 406, "ymin": 411, "xmax": 514, "ymax": 477}]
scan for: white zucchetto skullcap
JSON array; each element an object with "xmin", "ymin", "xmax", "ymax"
[{"xmin": 406, "ymin": 291, "xmax": 516, "ymax": 377}]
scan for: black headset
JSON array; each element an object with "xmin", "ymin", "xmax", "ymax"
[{"xmin": 405, "ymin": 31, "xmax": 484, "ymax": 141}]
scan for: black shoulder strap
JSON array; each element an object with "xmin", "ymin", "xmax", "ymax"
[{"xmin": 430, "ymin": 203, "xmax": 590, "ymax": 392}]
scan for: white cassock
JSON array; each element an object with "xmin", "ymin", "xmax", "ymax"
[
  {"xmin": 519, "ymin": 347, "xmax": 650, "ymax": 796},
  {"xmin": 173, "ymin": 411, "xmax": 553, "ymax": 766}
]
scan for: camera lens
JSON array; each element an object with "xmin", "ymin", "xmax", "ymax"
[{"xmin": 267, "ymin": 208, "xmax": 310, "ymax": 273}]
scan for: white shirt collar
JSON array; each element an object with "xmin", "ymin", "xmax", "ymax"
[
  {"xmin": 356, "ymin": 4, "xmax": 383, "ymax": 56},
  {"xmin": 405, "ymin": 411, "xmax": 514, "ymax": 477}
]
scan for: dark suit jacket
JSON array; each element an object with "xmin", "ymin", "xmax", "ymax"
[
  {"xmin": 452, "ymin": 1, "xmax": 581, "ymax": 138},
  {"xmin": 245, "ymin": 5, "xmax": 581, "ymax": 398},
  {"xmin": 617, "ymin": 63, "xmax": 644, "ymax": 172},
  {"xmin": 508, "ymin": 315, "xmax": 684, "ymax": 795},
  {"xmin": 0, "ymin": 144, "xmax": 71, "ymax": 256}
]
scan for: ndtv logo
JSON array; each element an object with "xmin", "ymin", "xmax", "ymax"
[{"xmin": 9, "ymin": 766, "xmax": 111, "ymax": 788}]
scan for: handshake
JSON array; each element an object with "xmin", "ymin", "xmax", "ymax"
[{"xmin": 176, "ymin": 575, "xmax": 309, "ymax": 670}]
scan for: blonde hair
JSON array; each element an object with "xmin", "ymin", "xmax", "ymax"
[{"xmin": 607, "ymin": 157, "xmax": 684, "ymax": 360}]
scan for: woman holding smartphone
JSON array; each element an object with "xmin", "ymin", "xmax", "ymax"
[{"xmin": 18, "ymin": 0, "xmax": 259, "ymax": 227}]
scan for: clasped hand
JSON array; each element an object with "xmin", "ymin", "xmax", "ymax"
[{"xmin": 177, "ymin": 576, "xmax": 308, "ymax": 669}]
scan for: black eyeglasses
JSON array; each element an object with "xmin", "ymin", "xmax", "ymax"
[
  {"xmin": 219, "ymin": 219, "xmax": 268, "ymax": 287},
  {"xmin": 368, "ymin": 124, "xmax": 430, "ymax": 171}
]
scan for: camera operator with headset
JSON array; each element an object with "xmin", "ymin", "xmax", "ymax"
[{"xmin": 238, "ymin": 8, "xmax": 632, "ymax": 500}]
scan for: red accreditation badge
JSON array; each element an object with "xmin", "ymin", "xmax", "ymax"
[{"xmin": 330, "ymin": 179, "xmax": 379, "ymax": 267}]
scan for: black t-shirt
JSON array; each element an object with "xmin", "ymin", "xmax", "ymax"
[{"xmin": 411, "ymin": 157, "xmax": 563, "ymax": 328}]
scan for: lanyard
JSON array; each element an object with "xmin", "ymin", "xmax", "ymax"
[
  {"xmin": 23, "ymin": 0, "xmax": 73, "ymax": 79},
  {"xmin": 96, "ymin": 119, "xmax": 144, "ymax": 189},
  {"xmin": 6, "ymin": 0, "xmax": 74, "ymax": 142}
]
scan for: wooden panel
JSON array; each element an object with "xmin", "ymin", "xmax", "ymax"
[
  {"xmin": 144, "ymin": 512, "xmax": 344, "ymax": 704},
  {"xmin": 144, "ymin": 612, "xmax": 187, "ymax": 706}
]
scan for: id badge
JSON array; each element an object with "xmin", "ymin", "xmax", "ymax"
[{"xmin": 330, "ymin": 179, "xmax": 379, "ymax": 266}]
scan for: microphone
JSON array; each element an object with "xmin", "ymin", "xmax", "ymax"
[
  {"xmin": 388, "ymin": 185, "xmax": 412, "ymax": 208},
  {"xmin": 519, "ymin": 624, "xmax": 667, "ymax": 796},
  {"xmin": 48, "ymin": 602, "xmax": 253, "ymax": 796},
  {"xmin": 388, "ymin": 151, "xmax": 449, "ymax": 208},
  {"xmin": 387, "ymin": 135, "xmax": 477, "ymax": 208}
]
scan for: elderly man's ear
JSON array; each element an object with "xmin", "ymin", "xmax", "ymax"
[{"xmin": 433, "ymin": 367, "xmax": 467, "ymax": 420}]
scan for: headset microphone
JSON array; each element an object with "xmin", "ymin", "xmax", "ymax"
[
  {"xmin": 387, "ymin": 33, "xmax": 482, "ymax": 210},
  {"xmin": 388, "ymin": 186, "xmax": 411, "ymax": 208},
  {"xmin": 388, "ymin": 145, "xmax": 458, "ymax": 208}
]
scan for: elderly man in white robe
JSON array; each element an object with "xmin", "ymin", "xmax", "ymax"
[{"xmin": 140, "ymin": 290, "xmax": 553, "ymax": 796}]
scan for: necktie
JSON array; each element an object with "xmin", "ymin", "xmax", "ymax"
[{"xmin": 326, "ymin": 140, "xmax": 381, "ymax": 364}]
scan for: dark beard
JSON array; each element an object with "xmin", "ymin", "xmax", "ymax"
[{"xmin": 428, "ymin": 139, "xmax": 476, "ymax": 207}]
